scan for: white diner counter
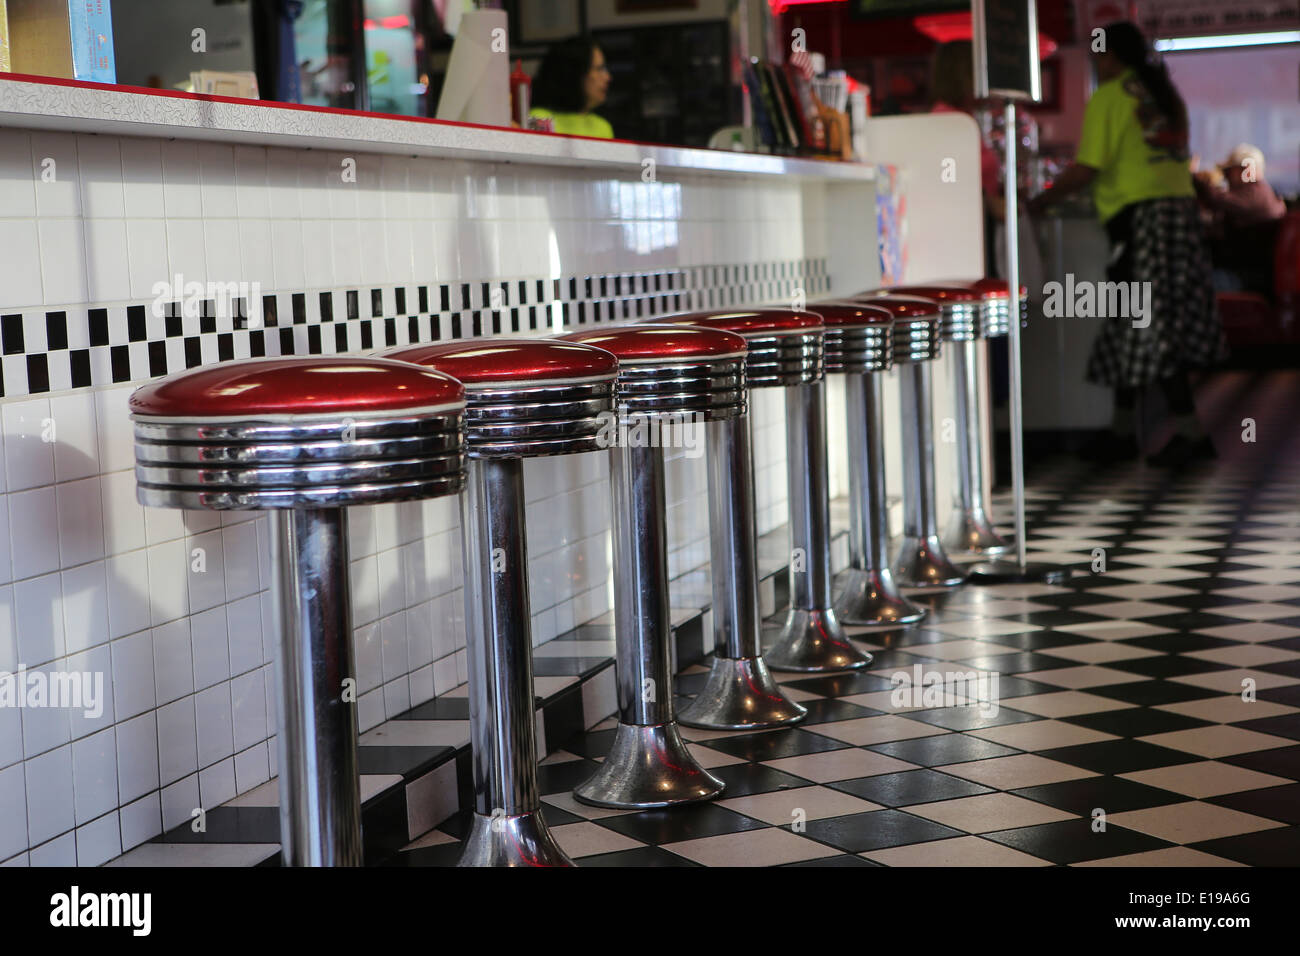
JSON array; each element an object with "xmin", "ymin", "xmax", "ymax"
[{"xmin": 0, "ymin": 75, "xmax": 980, "ymax": 865}]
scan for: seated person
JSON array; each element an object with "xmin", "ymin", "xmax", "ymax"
[
  {"xmin": 528, "ymin": 37, "xmax": 614, "ymax": 140},
  {"xmin": 1194, "ymin": 144, "xmax": 1287, "ymax": 296}
]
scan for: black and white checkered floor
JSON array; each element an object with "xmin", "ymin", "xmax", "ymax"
[{"xmin": 394, "ymin": 442, "xmax": 1300, "ymax": 867}]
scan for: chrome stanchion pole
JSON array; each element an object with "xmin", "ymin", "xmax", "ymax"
[
  {"xmin": 269, "ymin": 507, "xmax": 362, "ymax": 867},
  {"xmin": 968, "ymin": 97, "xmax": 1069, "ymax": 585}
]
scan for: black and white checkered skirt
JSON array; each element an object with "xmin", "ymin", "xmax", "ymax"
[{"xmin": 1085, "ymin": 196, "xmax": 1225, "ymax": 388}]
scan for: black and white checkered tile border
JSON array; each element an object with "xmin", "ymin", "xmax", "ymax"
[{"xmin": 0, "ymin": 259, "xmax": 830, "ymax": 398}]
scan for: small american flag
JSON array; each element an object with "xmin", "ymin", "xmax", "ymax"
[{"xmin": 788, "ymin": 50, "xmax": 816, "ymax": 81}]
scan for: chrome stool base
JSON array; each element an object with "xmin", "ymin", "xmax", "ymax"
[
  {"xmin": 944, "ymin": 507, "xmax": 1014, "ymax": 556},
  {"xmin": 894, "ymin": 533, "xmax": 967, "ymax": 588},
  {"xmin": 574, "ymin": 722, "xmax": 724, "ymax": 809},
  {"xmin": 678, "ymin": 655, "xmax": 806, "ymax": 731},
  {"xmin": 766, "ymin": 607, "xmax": 872, "ymax": 672},
  {"xmin": 457, "ymin": 810, "xmax": 573, "ymax": 868},
  {"xmin": 835, "ymin": 567, "xmax": 926, "ymax": 627}
]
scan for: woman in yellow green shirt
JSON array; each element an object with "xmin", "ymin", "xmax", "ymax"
[
  {"xmin": 529, "ymin": 37, "xmax": 614, "ymax": 140},
  {"xmin": 1028, "ymin": 21, "xmax": 1223, "ymax": 468}
]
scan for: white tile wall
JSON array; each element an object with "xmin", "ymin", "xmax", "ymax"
[{"xmin": 0, "ymin": 125, "xmax": 849, "ymax": 865}]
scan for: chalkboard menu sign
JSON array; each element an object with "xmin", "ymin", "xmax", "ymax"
[{"xmin": 973, "ymin": 0, "xmax": 1042, "ymax": 102}]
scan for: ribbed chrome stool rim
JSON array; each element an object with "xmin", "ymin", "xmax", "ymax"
[
  {"xmin": 462, "ymin": 377, "xmax": 617, "ymax": 458},
  {"xmin": 132, "ymin": 405, "xmax": 466, "ymax": 510},
  {"xmin": 823, "ymin": 325, "xmax": 893, "ymax": 373},
  {"xmin": 939, "ymin": 302, "xmax": 980, "ymax": 342},
  {"xmin": 891, "ymin": 318, "xmax": 942, "ymax": 364},
  {"xmin": 614, "ymin": 356, "xmax": 748, "ymax": 421},
  {"xmin": 744, "ymin": 332, "xmax": 823, "ymax": 388},
  {"xmin": 979, "ymin": 299, "xmax": 1023, "ymax": 338}
]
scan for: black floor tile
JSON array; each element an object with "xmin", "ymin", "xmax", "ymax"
[
  {"xmin": 154, "ymin": 807, "xmax": 280, "ymax": 845},
  {"xmin": 1140, "ymin": 612, "xmax": 1255, "ymax": 632},
  {"xmin": 903, "ymin": 705, "xmax": 1042, "ymax": 732},
  {"xmin": 1220, "ymin": 745, "xmax": 1300, "ymax": 780},
  {"xmin": 578, "ymin": 846, "xmax": 702, "ymax": 867},
  {"xmin": 704, "ymin": 762, "xmax": 813, "ymax": 797},
  {"xmin": 803, "ymin": 809, "xmax": 965, "ymax": 853},
  {"xmin": 829, "ymin": 769, "xmax": 994, "ymax": 807},
  {"xmin": 981, "ymin": 819, "xmax": 1173, "ymax": 864},
  {"xmin": 868, "ymin": 734, "xmax": 1021, "ymax": 766},
  {"xmin": 397, "ymin": 697, "xmax": 470, "ymax": 721},
  {"xmin": 793, "ymin": 697, "xmax": 884, "ymax": 723},
  {"xmin": 1087, "ymin": 680, "xmax": 1221, "ymax": 707},
  {"xmin": 849, "ymin": 648, "xmax": 946, "ymax": 670},
  {"xmin": 1233, "ymin": 712, "xmax": 1300, "ymax": 740},
  {"xmin": 561, "ymin": 729, "xmax": 616, "ymax": 760},
  {"xmin": 1255, "ymin": 659, "xmax": 1300, "ymax": 678},
  {"xmin": 959, "ymin": 652, "xmax": 1081, "ymax": 673},
  {"xmin": 1258, "ymin": 684, "xmax": 1300, "ymax": 708},
  {"xmin": 1060, "ymin": 708, "xmax": 1212, "ymax": 738},
  {"xmin": 594, "ymin": 803, "xmax": 766, "ymax": 844},
  {"xmin": 700, "ymin": 728, "xmax": 850, "ymax": 762},
  {"xmin": 1206, "ymin": 783, "xmax": 1300, "ymax": 825},
  {"xmin": 1037, "ymin": 739, "xmax": 1195, "ymax": 775},
  {"xmin": 780, "ymin": 853, "xmax": 883, "ymax": 867},
  {"xmin": 357, "ymin": 745, "xmax": 454, "ymax": 778},
  {"xmin": 1119, "ymin": 632, "xmax": 1237, "ymax": 653},
  {"xmin": 1103, "ymin": 656, "xmax": 1233, "ymax": 679},
  {"xmin": 1188, "ymin": 825, "xmax": 1300, "ymax": 866},
  {"xmin": 536, "ymin": 757, "xmax": 604, "ymax": 795},
  {"xmin": 783, "ymin": 672, "xmax": 899, "ymax": 697},
  {"xmin": 979, "ymin": 631, "xmax": 1099, "ymax": 652},
  {"xmin": 1009, "ymin": 776, "xmax": 1186, "ymax": 815}
]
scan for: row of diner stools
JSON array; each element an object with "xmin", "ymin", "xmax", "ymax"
[{"xmin": 125, "ymin": 278, "xmax": 1020, "ymax": 867}]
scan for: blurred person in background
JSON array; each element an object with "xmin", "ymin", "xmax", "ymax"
[
  {"xmin": 529, "ymin": 37, "xmax": 614, "ymax": 139},
  {"xmin": 1194, "ymin": 144, "xmax": 1288, "ymax": 296},
  {"xmin": 1028, "ymin": 21, "xmax": 1223, "ymax": 467}
]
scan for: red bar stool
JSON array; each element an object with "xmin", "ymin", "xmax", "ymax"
[
  {"xmin": 810, "ymin": 301, "xmax": 926, "ymax": 628},
  {"xmin": 388, "ymin": 339, "xmax": 618, "ymax": 867},
  {"xmin": 557, "ymin": 325, "xmax": 742, "ymax": 807},
  {"xmin": 129, "ymin": 357, "xmax": 467, "ymax": 866},
  {"xmin": 853, "ymin": 293, "xmax": 964, "ymax": 588},
  {"xmin": 645, "ymin": 310, "xmax": 814, "ymax": 726}
]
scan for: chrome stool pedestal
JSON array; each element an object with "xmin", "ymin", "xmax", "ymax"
[
  {"xmin": 129, "ymin": 357, "xmax": 467, "ymax": 866},
  {"xmin": 940, "ymin": 277, "xmax": 1024, "ymax": 555},
  {"xmin": 891, "ymin": 285, "xmax": 1011, "ymax": 558},
  {"xmin": 811, "ymin": 302, "xmax": 926, "ymax": 628},
  {"xmin": 650, "ymin": 311, "xmax": 813, "ymax": 726},
  {"xmin": 392, "ymin": 340, "xmax": 620, "ymax": 867},
  {"xmin": 559, "ymin": 325, "xmax": 747, "ymax": 807},
  {"xmin": 856, "ymin": 293, "xmax": 965, "ymax": 589}
]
